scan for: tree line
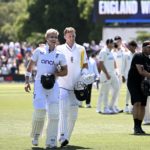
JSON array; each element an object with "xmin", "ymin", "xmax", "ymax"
[{"xmin": 0, "ymin": 0, "xmax": 102, "ymax": 45}]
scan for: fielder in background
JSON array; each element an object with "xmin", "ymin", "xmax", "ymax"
[
  {"xmin": 24, "ymin": 28, "xmax": 67, "ymax": 149},
  {"xmin": 127, "ymin": 41, "xmax": 150, "ymax": 135},
  {"xmin": 111, "ymin": 36, "xmax": 125, "ymax": 113},
  {"xmin": 57, "ymin": 27, "xmax": 88, "ymax": 147},
  {"xmin": 121, "ymin": 41, "xmax": 137, "ymax": 113},
  {"xmin": 85, "ymin": 52, "xmax": 100, "ymax": 108},
  {"xmin": 96, "ymin": 39, "xmax": 120, "ymax": 114}
]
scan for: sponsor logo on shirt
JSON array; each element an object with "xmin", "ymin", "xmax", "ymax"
[
  {"xmin": 41, "ymin": 59, "xmax": 54, "ymax": 65},
  {"xmin": 117, "ymin": 55, "xmax": 122, "ymax": 58},
  {"xmin": 40, "ymin": 51, "xmax": 45, "ymax": 54}
]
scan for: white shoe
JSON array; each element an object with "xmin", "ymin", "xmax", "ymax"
[
  {"xmin": 46, "ymin": 145, "xmax": 57, "ymax": 149},
  {"xmin": 32, "ymin": 134, "xmax": 39, "ymax": 146},
  {"xmin": 124, "ymin": 106, "xmax": 130, "ymax": 113},
  {"xmin": 109, "ymin": 107, "xmax": 118, "ymax": 114},
  {"xmin": 32, "ymin": 139, "xmax": 38, "ymax": 146},
  {"xmin": 103, "ymin": 107, "xmax": 113, "ymax": 114},
  {"xmin": 143, "ymin": 121, "xmax": 150, "ymax": 125},
  {"xmin": 114, "ymin": 106, "xmax": 123, "ymax": 113},
  {"xmin": 86, "ymin": 104, "xmax": 91, "ymax": 108},
  {"xmin": 96, "ymin": 109, "xmax": 102, "ymax": 113}
]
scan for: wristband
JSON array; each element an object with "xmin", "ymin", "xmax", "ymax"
[{"xmin": 25, "ymin": 71, "xmax": 32, "ymax": 77}]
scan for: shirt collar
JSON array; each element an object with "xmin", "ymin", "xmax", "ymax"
[
  {"xmin": 65, "ymin": 43, "xmax": 76, "ymax": 51},
  {"xmin": 106, "ymin": 47, "xmax": 111, "ymax": 52},
  {"xmin": 46, "ymin": 43, "xmax": 56, "ymax": 53}
]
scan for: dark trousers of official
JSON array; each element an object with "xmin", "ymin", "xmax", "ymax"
[{"xmin": 86, "ymin": 84, "xmax": 92, "ymax": 105}]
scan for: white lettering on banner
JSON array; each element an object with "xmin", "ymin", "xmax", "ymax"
[
  {"xmin": 141, "ymin": 1, "xmax": 150, "ymax": 14},
  {"xmin": 99, "ymin": 0, "xmax": 141, "ymax": 15}
]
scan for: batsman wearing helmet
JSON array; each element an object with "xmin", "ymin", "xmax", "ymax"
[
  {"xmin": 57, "ymin": 27, "xmax": 88, "ymax": 147},
  {"xmin": 24, "ymin": 28, "xmax": 67, "ymax": 149}
]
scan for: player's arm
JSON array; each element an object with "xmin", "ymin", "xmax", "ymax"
[
  {"xmin": 24, "ymin": 59, "xmax": 35, "ymax": 92},
  {"xmin": 100, "ymin": 61, "xmax": 110, "ymax": 80},
  {"xmin": 55, "ymin": 53, "xmax": 68, "ymax": 77},
  {"xmin": 82, "ymin": 63, "xmax": 88, "ymax": 70},
  {"xmin": 55, "ymin": 65, "xmax": 68, "ymax": 77},
  {"xmin": 136, "ymin": 64, "xmax": 150, "ymax": 78}
]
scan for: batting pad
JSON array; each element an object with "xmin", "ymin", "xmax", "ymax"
[
  {"xmin": 46, "ymin": 104, "xmax": 59, "ymax": 146},
  {"xmin": 66, "ymin": 105, "xmax": 78, "ymax": 140},
  {"xmin": 31, "ymin": 109, "xmax": 46, "ymax": 138}
]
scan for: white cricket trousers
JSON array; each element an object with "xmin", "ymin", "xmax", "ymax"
[
  {"xmin": 31, "ymin": 80, "xmax": 59, "ymax": 147},
  {"xmin": 58, "ymin": 88, "xmax": 79, "ymax": 141},
  {"xmin": 97, "ymin": 74, "xmax": 119, "ymax": 111}
]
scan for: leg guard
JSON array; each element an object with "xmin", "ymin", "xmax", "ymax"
[
  {"xmin": 46, "ymin": 103, "xmax": 59, "ymax": 147},
  {"xmin": 31, "ymin": 109, "xmax": 46, "ymax": 138}
]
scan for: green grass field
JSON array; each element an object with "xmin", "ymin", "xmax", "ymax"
[{"xmin": 0, "ymin": 83, "xmax": 150, "ymax": 150}]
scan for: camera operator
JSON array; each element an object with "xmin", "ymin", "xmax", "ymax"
[{"xmin": 127, "ymin": 41, "xmax": 150, "ymax": 135}]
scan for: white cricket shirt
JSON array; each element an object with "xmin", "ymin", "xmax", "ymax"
[
  {"xmin": 31, "ymin": 44, "xmax": 66, "ymax": 80},
  {"xmin": 57, "ymin": 43, "xmax": 87, "ymax": 90},
  {"xmin": 98, "ymin": 47, "xmax": 116, "ymax": 82}
]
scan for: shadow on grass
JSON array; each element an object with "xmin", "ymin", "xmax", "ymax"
[
  {"xmin": 31, "ymin": 147, "xmax": 45, "ymax": 150},
  {"xmin": 130, "ymin": 133, "xmax": 150, "ymax": 136},
  {"xmin": 59, "ymin": 145, "xmax": 92, "ymax": 150},
  {"xmin": 25, "ymin": 145, "xmax": 92, "ymax": 150},
  {"xmin": 143, "ymin": 123, "xmax": 150, "ymax": 126}
]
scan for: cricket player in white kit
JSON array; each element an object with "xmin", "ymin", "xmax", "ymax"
[
  {"xmin": 144, "ymin": 97, "xmax": 150, "ymax": 124},
  {"xmin": 121, "ymin": 41, "xmax": 137, "ymax": 113},
  {"xmin": 96, "ymin": 39, "xmax": 120, "ymax": 114},
  {"xmin": 57, "ymin": 27, "xmax": 88, "ymax": 147},
  {"xmin": 111, "ymin": 36, "xmax": 125, "ymax": 112},
  {"xmin": 24, "ymin": 28, "xmax": 67, "ymax": 149}
]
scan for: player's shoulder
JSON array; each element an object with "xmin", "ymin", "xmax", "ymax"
[
  {"xmin": 75, "ymin": 43, "xmax": 85, "ymax": 50},
  {"xmin": 56, "ymin": 44, "xmax": 67, "ymax": 53},
  {"xmin": 132, "ymin": 52, "xmax": 142, "ymax": 60},
  {"xmin": 55, "ymin": 48, "xmax": 66, "ymax": 59},
  {"xmin": 56, "ymin": 44, "xmax": 65, "ymax": 49},
  {"xmin": 124, "ymin": 50, "xmax": 130, "ymax": 56},
  {"xmin": 33, "ymin": 46, "xmax": 46, "ymax": 54},
  {"xmin": 100, "ymin": 47, "xmax": 108, "ymax": 54}
]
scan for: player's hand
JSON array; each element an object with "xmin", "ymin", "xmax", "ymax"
[
  {"xmin": 106, "ymin": 73, "xmax": 111, "ymax": 80},
  {"xmin": 24, "ymin": 82, "xmax": 31, "ymax": 92},
  {"xmin": 122, "ymin": 76, "xmax": 126, "ymax": 83}
]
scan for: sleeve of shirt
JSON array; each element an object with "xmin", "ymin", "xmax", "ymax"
[
  {"xmin": 99, "ymin": 50, "xmax": 105, "ymax": 62},
  {"xmin": 132, "ymin": 54, "xmax": 143, "ymax": 66},
  {"xmin": 83, "ymin": 47, "xmax": 88, "ymax": 64},
  {"xmin": 121, "ymin": 53, "xmax": 126, "ymax": 77},
  {"xmin": 59, "ymin": 53, "xmax": 67, "ymax": 66},
  {"xmin": 31, "ymin": 48, "xmax": 39, "ymax": 62},
  {"xmin": 93, "ymin": 60, "xmax": 99, "ymax": 77}
]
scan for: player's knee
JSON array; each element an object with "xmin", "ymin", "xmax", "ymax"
[
  {"xmin": 33, "ymin": 109, "xmax": 46, "ymax": 120},
  {"xmin": 47, "ymin": 104, "xmax": 59, "ymax": 120},
  {"xmin": 69, "ymin": 106, "xmax": 78, "ymax": 120}
]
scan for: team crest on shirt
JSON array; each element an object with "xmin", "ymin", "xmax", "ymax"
[
  {"xmin": 40, "ymin": 51, "xmax": 44, "ymax": 54},
  {"xmin": 71, "ymin": 56, "xmax": 74, "ymax": 63}
]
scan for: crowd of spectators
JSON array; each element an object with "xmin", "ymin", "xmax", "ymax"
[
  {"xmin": 0, "ymin": 42, "xmax": 33, "ymax": 75},
  {"xmin": 0, "ymin": 40, "xmax": 103, "ymax": 75}
]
